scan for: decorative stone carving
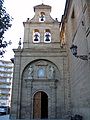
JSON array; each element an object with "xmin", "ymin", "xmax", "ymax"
[
  {"xmin": 25, "ymin": 60, "xmax": 59, "ymax": 80},
  {"xmin": 28, "ymin": 65, "xmax": 34, "ymax": 79},
  {"xmin": 49, "ymin": 66, "xmax": 55, "ymax": 79}
]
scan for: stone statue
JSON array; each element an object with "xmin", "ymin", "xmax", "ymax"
[
  {"xmin": 49, "ymin": 66, "xmax": 55, "ymax": 79},
  {"xmin": 28, "ymin": 65, "xmax": 33, "ymax": 79}
]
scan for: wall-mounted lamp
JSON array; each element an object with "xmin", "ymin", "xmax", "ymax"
[
  {"xmin": 10, "ymin": 58, "xmax": 14, "ymax": 64},
  {"xmin": 70, "ymin": 44, "xmax": 88, "ymax": 60}
]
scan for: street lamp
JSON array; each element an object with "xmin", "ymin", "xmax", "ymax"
[{"xmin": 70, "ymin": 44, "xmax": 88, "ymax": 60}]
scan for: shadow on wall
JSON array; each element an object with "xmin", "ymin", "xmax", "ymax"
[{"xmin": 70, "ymin": 114, "xmax": 83, "ymax": 120}]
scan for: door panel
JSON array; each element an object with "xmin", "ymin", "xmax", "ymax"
[
  {"xmin": 33, "ymin": 92, "xmax": 41, "ymax": 119},
  {"xmin": 33, "ymin": 91, "xmax": 48, "ymax": 119}
]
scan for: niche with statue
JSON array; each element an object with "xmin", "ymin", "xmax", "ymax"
[{"xmin": 23, "ymin": 59, "xmax": 60, "ymax": 80}]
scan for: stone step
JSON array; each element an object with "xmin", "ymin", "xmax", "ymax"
[
  {"xmin": 11, "ymin": 119, "xmax": 70, "ymax": 120},
  {"xmin": 30, "ymin": 119, "xmax": 69, "ymax": 120}
]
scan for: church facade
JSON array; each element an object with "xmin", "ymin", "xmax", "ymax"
[
  {"xmin": 10, "ymin": 0, "xmax": 90, "ymax": 120},
  {"xmin": 10, "ymin": 3, "xmax": 70, "ymax": 120}
]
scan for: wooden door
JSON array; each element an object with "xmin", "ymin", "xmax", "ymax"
[
  {"xmin": 33, "ymin": 91, "xmax": 48, "ymax": 119},
  {"xmin": 33, "ymin": 92, "xmax": 41, "ymax": 119}
]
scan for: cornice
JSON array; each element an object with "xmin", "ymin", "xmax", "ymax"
[
  {"xmin": 13, "ymin": 48, "xmax": 66, "ymax": 53},
  {"xmin": 64, "ymin": 0, "xmax": 72, "ymax": 20},
  {"xmin": 34, "ymin": 3, "xmax": 51, "ymax": 12}
]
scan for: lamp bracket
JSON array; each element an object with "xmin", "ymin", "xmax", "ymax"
[{"xmin": 76, "ymin": 55, "xmax": 88, "ymax": 60}]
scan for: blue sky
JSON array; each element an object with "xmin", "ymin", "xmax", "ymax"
[{"xmin": 2, "ymin": 0, "xmax": 66, "ymax": 60}]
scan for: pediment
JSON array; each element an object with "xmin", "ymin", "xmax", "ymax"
[{"xmin": 35, "ymin": 60, "xmax": 48, "ymax": 66}]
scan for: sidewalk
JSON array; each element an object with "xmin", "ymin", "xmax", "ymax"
[
  {"xmin": 0, "ymin": 115, "xmax": 9, "ymax": 120},
  {"xmin": 0, "ymin": 115, "xmax": 70, "ymax": 120}
]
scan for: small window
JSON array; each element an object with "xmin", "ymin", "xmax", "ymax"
[
  {"xmin": 39, "ymin": 12, "xmax": 45, "ymax": 22},
  {"xmin": 33, "ymin": 29, "xmax": 40, "ymax": 43},
  {"xmin": 44, "ymin": 29, "xmax": 51, "ymax": 43}
]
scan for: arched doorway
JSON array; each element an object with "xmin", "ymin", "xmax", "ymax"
[{"xmin": 33, "ymin": 91, "xmax": 48, "ymax": 119}]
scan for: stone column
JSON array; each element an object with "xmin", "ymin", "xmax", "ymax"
[
  {"xmin": 10, "ymin": 51, "xmax": 22, "ymax": 119},
  {"xmin": 49, "ymin": 81, "xmax": 57, "ymax": 119},
  {"xmin": 25, "ymin": 80, "xmax": 33, "ymax": 119}
]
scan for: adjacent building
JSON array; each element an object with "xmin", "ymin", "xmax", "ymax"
[
  {"xmin": 60, "ymin": 0, "xmax": 90, "ymax": 120},
  {"xmin": 0, "ymin": 60, "xmax": 13, "ymax": 107}
]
